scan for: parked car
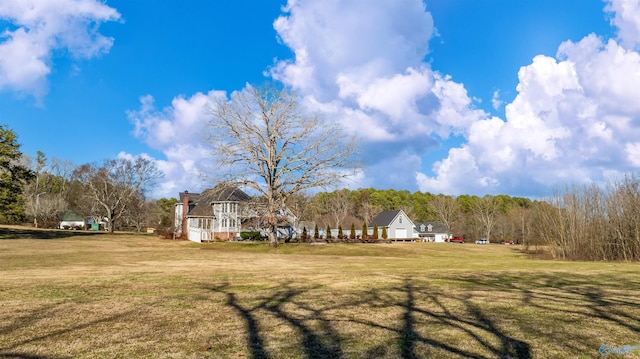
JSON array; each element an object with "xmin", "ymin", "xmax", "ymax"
[
  {"xmin": 449, "ymin": 237, "xmax": 465, "ymax": 243},
  {"xmin": 503, "ymin": 241, "xmax": 515, "ymax": 245},
  {"xmin": 475, "ymin": 238, "xmax": 489, "ymax": 244}
]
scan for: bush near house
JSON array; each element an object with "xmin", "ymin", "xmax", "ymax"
[{"xmin": 240, "ymin": 231, "xmax": 262, "ymax": 241}]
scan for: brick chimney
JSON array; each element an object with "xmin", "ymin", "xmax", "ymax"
[{"xmin": 182, "ymin": 190, "xmax": 189, "ymax": 239}]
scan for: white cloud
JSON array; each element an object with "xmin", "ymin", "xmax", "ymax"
[
  {"xmin": 492, "ymin": 90, "xmax": 503, "ymax": 110},
  {"xmin": 606, "ymin": 0, "xmax": 640, "ymax": 50},
  {"xmin": 417, "ymin": 30, "xmax": 640, "ymax": 196},
  {"xmin": 127, "ymin": 91, "xmax": 228, "ymax": 198},
  {"xmin": 0, "ymin": 0, "xmax": 120, "ymax": 98},
  {"xmin": 625, "ymin": 142, "xmax": 640, "ymax": 166},
  {"xmin": 270, "ymin": 0, "xmax": 487, "ymax": 187},
  {"xmin": 135, "ymin": 0, "xmax": 640, "ymax": 198},
  {"xmin": 128, "ymin": 91, "xmax": 226, "ymax": 150}
]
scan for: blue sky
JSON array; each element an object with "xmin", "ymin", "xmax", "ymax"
[{"xmin": 2, "ymin": 0, "xmax": 639, "ymax": 199}]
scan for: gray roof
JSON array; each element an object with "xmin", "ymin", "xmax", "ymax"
[
  {"xmin": 180, "ymin": 185, "xmax": 251, "ymax": 217},
  {"xmin": 369, "ymin": 210, "xmax": 401, "ymax": 227},
  {"xmin": 414, "ymin": 222, "xmax": 448, "ymax": 234}
]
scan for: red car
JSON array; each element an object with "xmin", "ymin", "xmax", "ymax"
[{"xmin": 449, "ymin": 237, "xmax": 465, "ymax": 243}]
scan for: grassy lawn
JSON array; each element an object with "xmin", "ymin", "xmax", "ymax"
[{"xmin": 0, "ymin": 228, "xmax": 639, "ymax": 358}]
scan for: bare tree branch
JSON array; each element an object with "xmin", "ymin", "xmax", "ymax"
[{"xmin": 206, "ymin": 83, "xmax": 359, "ymax": 246}]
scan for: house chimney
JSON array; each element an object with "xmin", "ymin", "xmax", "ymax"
[{"xmin": 182, "ymin": 190, "xmax": 189, "ymax": 239}]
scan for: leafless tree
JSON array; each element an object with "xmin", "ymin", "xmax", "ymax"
[
  {"xmin": 329, "ymin": 189, "xmax": 352, "ymax": 228},
  {"xmin": 429, "ymin": 194, "xmax": 459, "ymax": 236},
  {"xmin": 206, "ymin": 83, "xmax": 359, "ymax": 246},
  {"xmin": 471, "ymin": 195, "xmax": 500, "ymax": 242},
  {"xmin": 22, "ymin": 151, "xmax": 71, "ymax": 228},
  {"xmin": 74, "ymin": 157, "xmax": 162, "ymax": 232},
  {"xmin": 120, "ymin": 195, "xmax": 163, "ymax": 232},
  {"xmin": 49, "ymin": 157, "xmax": 74, "ymax": 194},
  {"xmin": 356, "ymin": 189, "xmax": 379, "ymax": 225}
]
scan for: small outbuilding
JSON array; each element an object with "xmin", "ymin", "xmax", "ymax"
[{"xmin": 59, "ymin": 211, "xmax": 86, "ymax": 230}]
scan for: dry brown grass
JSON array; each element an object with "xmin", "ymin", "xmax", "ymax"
[{"xmin": 0, "ymin": 227, "xmax": 639, "ymax": 358}]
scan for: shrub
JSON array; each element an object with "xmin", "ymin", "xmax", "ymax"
[{"xmin": 240, "ymin": 231, "xmax": 262, "ymax": 241}]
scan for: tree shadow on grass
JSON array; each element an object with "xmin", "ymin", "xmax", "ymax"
[
  {"xmin": 210, "ymin": 282, "xmax": 343, "ymax": 359},
  {"xmin": 352, "ymin": 279, "xmax": 531, "ymax": 359},
  {"xmin": 209, "ymin": 278, "xmax": 533, "ymax": 359},
  {"xmin": 447, "ymin": 272, "xmax": 640, "ymax": 356},
  {"xmin": 0, "ymin": 353, "xmax": 67, "ymax": 359},
  {"xmin": 0, "ymin": 227, "xmax": 107, "ymax": 240},
  {"xmin": 206, "ymin": 270, "xmax": 640, "ymax": 358}
]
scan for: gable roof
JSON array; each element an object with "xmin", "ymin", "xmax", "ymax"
[
  {"xmin": 370, "ymin": 210, "xmax": 402, "ymax": 227},
  {"xmin": 414, "ymin": 221, "xmax": 448, "ymax": 234},
  {"xmin": 181, "ymin": 185, "xmax": 251, "ymax": 217},
  {"xmin": 61, "ymin": 211, "xmax": 84, "ymax": 222}
]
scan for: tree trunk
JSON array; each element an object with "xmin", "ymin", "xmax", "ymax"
[{"xmin": 269, "ymin": 224, "xmax": 279, "ymax": 247}]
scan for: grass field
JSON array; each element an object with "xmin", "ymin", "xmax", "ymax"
[{"xmin": 0, "ymin": 227, "xmax": 639, "ymax": 358}]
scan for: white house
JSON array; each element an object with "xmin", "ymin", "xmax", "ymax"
[
  {"xmin": 413, "ymin": 222, "xmax": 450, "ymax": 242},
  {"xmin": 174, "ymin": 185, "xmax": 298, "ymax": 243},
  {"xmin": 174, "ymin": 185, "xmax": 250, "ymax": 242}
]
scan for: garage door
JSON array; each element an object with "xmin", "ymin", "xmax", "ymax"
[{"xmin": 396, "ymin": 228, "xmax": 407, "ymax": 238}]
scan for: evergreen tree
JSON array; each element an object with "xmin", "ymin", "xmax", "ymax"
[
  {"xmin": 338, "ymin": 225, "xmax": 343, "ymax": 239},
  {"xmin": 326, "ymin": 224, "xmax": 332, "ymax": 239},
  {"xmin": 349, "ymin": 223, "xmax": 356, "ymax": 239},
  {"xmin": 362, "ymin": 222, "xmax": 368, "ymax": 239},
  {"xmin": 301, "ymin": 226, "xmax": 308, "ymax": 242},
  {"xmin": 314, "ymin": 224, "xmax": 319, "ymax": 240},
  {"xmin": 382, "ymin": 226, "xmax": 388, "ymax": 240},
  {"xmin": 373, "ymin": 223, "xmax": 379, "ymax": 239},
  {"xmin": 0, "ymin": 125, "xmax": 34, "ymax": 223}
]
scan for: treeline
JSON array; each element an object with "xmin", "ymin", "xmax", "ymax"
[
  {"xmin": 531, "ymin": 174, "xmax": 640, "ymax": 261},
  {"xmin": 16, "ymin": 149, "xmax": 174, "ymax": 232},
  {"xmin": 286, "ymin": 188, "xmax": 536, "ymax": 245}
]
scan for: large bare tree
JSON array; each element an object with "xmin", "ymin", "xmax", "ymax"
[
  {"xmin": 74, "ymin": 157, "xmax": 162, "ymax": 232},
  {"xmin": 429, "ymin": 194, "xmax": 459, "ymax": 237},
  {"xmin": 329, "ymin": 189, "xmax": 352, "ymax": 228},
  {"xmin": 206, "ymin": 83, "xmax": 359, "ymax": 246},
  {"xmin": 471, "ymin": 195, "xmax": 501, "ymax": 242}
]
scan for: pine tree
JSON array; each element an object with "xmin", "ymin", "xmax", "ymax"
[
  {"xmin": 301, "ymin": 226, "xmax": 308, "ymax": 242},
  {"xmin": 349, "ymin": 223, "xmax": 356, "ymax": 239},
  {"xmin": 314, "ymin": 224, "xmax": 319, "ymax": 240},
  {"xmin": 362, "ymin": 222, "xmax": 368, "ymax": 240},
  {"xmin": 382, "ymin": 226, "xmax": 388, "ymax": 240},
  {"xmin": 373, "ymin": 223, "xmax": 379, "ymax": 239},
  {"xmin": 0, "ymin": 125, "xmax": 34, "ymax": 223},
  {"xmin": 326, "ymin": 224, "xmax": 332, "ymax": 240},
  {"xmin": 338, "ymin": 225, "xmax": 343, "ymax": 239}
]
